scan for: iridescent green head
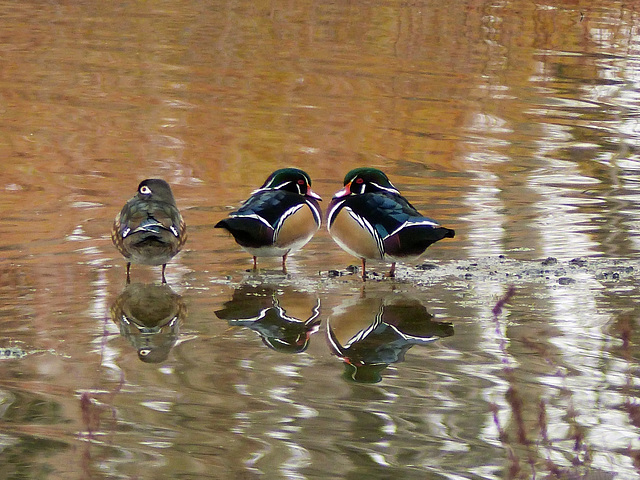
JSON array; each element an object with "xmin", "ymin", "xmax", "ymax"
[
  {"xmin": 256, "ymin": 168, "xmax": 321, "ymax": 199},
  {"xmin": 336, "ymin": 168, "xmax": 399, "ymax": 197}
]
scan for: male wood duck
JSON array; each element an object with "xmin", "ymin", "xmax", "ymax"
[
  {"xmin": 112, "ymin": 179, "xmax": 187, "ymax": 284},
  {"xmin": 327, "ymin": 167, "xmax": 455, "ymax": 279},
  {"xmin": 327, "ymin": 294, "xmax": 454, "ymax": 382},
  {"xmin": 215, "ymin": 284, "xmax": 321, "ymax": 354},
  {"xmin": 215, "ymin": 168, "xmax": 322, "ymax": 272}
]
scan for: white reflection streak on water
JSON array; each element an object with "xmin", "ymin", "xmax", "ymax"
[
  {"xmin": 529, "ymin": 114, "xmax": 640, "ymax": 474},
  {"xmin": 460, "ymin": 137, "xmax": 515, "ymax": 447},
  {"xmin": 592, "ymin": 50, "xmax": 640, "ymax": 254},
  {"xmin": 595, "ymin": 37, "xmax": 640, "ymax": 476},
  {"xmin": 529, "ymin": 121, "xmax": 602, "ymax": 258},
  {"xmin": 266, "ymin": 367, "xmax": 312, "ymax": 480}
]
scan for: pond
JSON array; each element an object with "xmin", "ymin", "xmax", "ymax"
[{"xmin": 1, "ymin": 1, "xmax": 640, "ymax": 479}]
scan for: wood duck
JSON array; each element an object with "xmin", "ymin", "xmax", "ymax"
[
  {"xmin": 327, "ymin": 167, "xmax": 454, "ymax": 279},
  {"xmin": 215, "ymin": 284, "xmax": 321, "ymax": 354},
  {"xmin": 327, "ymin": 294, "xmax": 454, "ymax": 382},
  {"xmin": 112, "ymin": 179, "xmax": 187, "ymax": 284},
  {"xmin": 110, "ymin": 283, "xmax": 186, "ymax": 363},
  {"xmin": 215, "ymin": 168, "xmax": 322, "ymax": 272}
]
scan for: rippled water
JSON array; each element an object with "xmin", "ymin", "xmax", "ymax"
[{"xmin": 2, "ymin": 1, "xmax": 640, "ymax": 479}]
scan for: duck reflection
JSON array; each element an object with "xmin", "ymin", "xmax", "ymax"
[
  {"xmin": 215, "ymin": 284, "xmax": 321, "ymax": 354},
  {"xmin": 110, "ymin": 283, "xmax": 186, "ymax": 363},
  {"xmin": 327, "ymin": 293, "xmax": 454, "ymax": 383}
]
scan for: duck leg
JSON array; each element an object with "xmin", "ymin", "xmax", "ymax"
[
  {"xmin": 282, "ymin": 253, "xmax": 288, "ymax": 274},
  {"xmin": 386, "ymin": 262, "xmax": 396, "ymax": 278},
  {"xmin": 126, "ymin": 262, "xmax": 131, "ymax": 284},
  {"xmin": 252, "ymin": 256, "xmax": 258, "ymax": 270},
  {"xmin": 161, "ymin": 264, "xmax": 167, "ymax": 284},
  {"xmin": 361, "ymin": 258, "xmax": 367, "ymax": 281}
]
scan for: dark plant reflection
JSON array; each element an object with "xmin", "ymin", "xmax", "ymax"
[
  {"xmin": 215, "ymin": 284, "xmax": 321, "ymax": 354},
  {"xmin": 110, "ymin": 283, "xmax": 186, "ymax": 363},
  {"xmin": 327, "ymin": 293, "xmax": 454, "ymax": 383}
]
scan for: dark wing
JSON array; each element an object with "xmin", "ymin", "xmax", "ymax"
[
  {"xmin": 118, "ymin": 198, "xmax": 183, "ymax": 240},
  {"xmin": 236, "ymin": 190, "xmax": 309, "ymax": 226},
  {"xmin": 380, "ymin": 302, "xmax": 454, "ymax": 340},
  {"xmin": 215, "ymin": 190, "xmax": 308, "ymax": 248},
  {"xmin": 340, "ymin": 192, "xmax": 421, "ymax": 238},
  {"xmin": 345, "ymin": 192, "xmax": 454, "ymax": 258}
]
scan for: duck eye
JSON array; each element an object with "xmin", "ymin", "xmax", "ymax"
[
  {"xmin": 297, "ymin": 179, "xmax": 305, "ymax": 185},
  {"xmin": 355, "ymin": 178, "xmax": 364, "ymax": 184},
  {"xmin": 140, "ymin": 186, "xmax": 152, "ymax": 195}
]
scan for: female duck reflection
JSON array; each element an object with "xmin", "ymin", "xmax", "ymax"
[
  {"xmin": 110, "ymin": 283, "xmax": 186, "ymax": 363},
  {"xmin": 327, "ymin": 293, "xmax": 454, "ymax": 383},
  {"xmin": 215, "ymin": 284, "xmax": 321, "ymax": 354}
]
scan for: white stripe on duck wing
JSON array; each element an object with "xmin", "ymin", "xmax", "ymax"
[
  {"xmin": 225, "ymin": 190, "xmax": 318, "ymax": 251},
  {"xmin": 382, "ymin": 217, "xmax": 455, "ymax": 262}
]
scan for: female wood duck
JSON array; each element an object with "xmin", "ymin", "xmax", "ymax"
[
  {"xmin": 215, "ymin": 168, "xmax": 322, "ymax": 272},
  {"xmin": 112, "ymin": 179, "xmax": 187, "ymax": 284},
  {"xmin": 110, "ymin": 282, "xmax": 186, "ymax": 363},
  {"xmin": 327, "ymin": 167, "xmax": 455, "ymax": 279}
]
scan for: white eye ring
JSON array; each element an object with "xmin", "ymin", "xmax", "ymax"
[{"xmin": 140, "ymin": 185, "xmax": 152, "ymax": 195}]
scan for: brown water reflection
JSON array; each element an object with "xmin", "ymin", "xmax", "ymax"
[
  {"xmin": 2, "ymin": 0, "xmax": 640, "ymax": 478},
  {"xmin": 111, "ymin": 283, "xmax": 186, "ymax": 363},
  {"xmin": 327, "ymin": 293, "xmax": 454, "ymax": 383},
  {"xmin": 215, "ymin": 283, "xmax": 321, "ymax": 354}
]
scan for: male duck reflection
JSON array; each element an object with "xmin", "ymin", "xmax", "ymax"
[
  {"xmin": 110, "ymin": 283, "xmax": 186, "ymax": 363},
  {"xmin": 215, "ymin": 168, "xmax": 322, "ymax": 273},
  {"xmin": 215, "ymin": 284, "xmax": 321, "ymax": 354},
  {"xmin": 327, "ymin": 168, "xmax": 455, "ymax": 280},
  {"xmin": 327, "ymin": 294, "xmax": 454, "ymax": 383},
  {"xmin": 112, "ymin": 179, "xmax": 187, "ymax": 284}
]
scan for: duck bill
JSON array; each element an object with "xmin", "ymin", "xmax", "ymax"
[
  {"xmin": 307, "ymin": 187, "xmax": 322, "ymax": 201},
  {"xmin": 332, "ymin": 182, "xmax": 352, "ymax": 199}
]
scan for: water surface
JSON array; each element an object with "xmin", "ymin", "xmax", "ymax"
[{"xmin": 1, "ymin": 1, "xmax": 640, "ymax": 479}]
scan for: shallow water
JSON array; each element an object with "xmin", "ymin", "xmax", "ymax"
[{"xmin": 2, "ymin": 1, "xmax": 640, "ymax": 479}]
